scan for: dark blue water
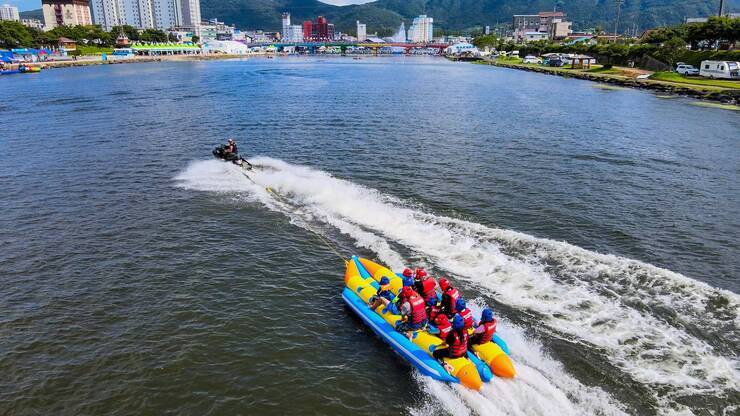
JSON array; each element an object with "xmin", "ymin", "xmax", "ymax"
[{"xmin": 1, "ymin": 57, "xmax": 738, "ymax": 416}]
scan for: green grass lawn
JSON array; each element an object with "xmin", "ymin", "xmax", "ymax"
[
  {"xmin": 650, "ymin": 71, "xmax": 740, "ymax": 89},
  {"xmin": 76, "ymin": 45, "xmax": 114, "ymax": 55},
  {"xmin": 496, "ymin": 56, "xmax": 523, "ymax": 64}
]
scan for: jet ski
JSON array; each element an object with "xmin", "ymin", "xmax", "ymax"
[{"xmin": 212, "ymin": 145, "xmax": 252, "ymax": 170}]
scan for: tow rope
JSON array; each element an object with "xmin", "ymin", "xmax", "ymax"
[{"xmin": 239, "ymin": 166, "xmax": 348, "ymax": 263}]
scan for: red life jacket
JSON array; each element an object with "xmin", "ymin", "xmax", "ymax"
[
  {"xmin": 449, "ymin": 330, "xmax": 468, "ymax": 358},
  {"xmin": 477, "ymin": 319, "xmax": 497, "ymax": 344},
  {"xmin": 421, "ymin": 278, "xmax": 437, "ymax": 302},
  {"xmin": 437, "ymin": 321, "xmax": 452, "ymax": 339},
  {"xmin": 459, "ymin": 308, "xmax": 474, "ymax": 329},
  {"xmin": 396, "ymin": 288, "xmax": 419, "ymax": 305},
  {"xmin": 444, "ymin": 287, "xmax": 460, "ymax": 314},
  {"xmin": 409, "ymin": 294, "xmax": 428, "ymax": 324},
  {"xmin": 428, "ymin": 304, "xmax": 442, "ymax": 321}
]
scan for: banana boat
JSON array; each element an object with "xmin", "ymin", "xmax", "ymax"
[{"xmin": 342, "ymin": 256, "xmax": 516, "ymax": 390}]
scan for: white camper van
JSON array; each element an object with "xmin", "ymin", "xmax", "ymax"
[{"xmin": 699, "ymin": 60, "xmax": 740, "ymax": 79}]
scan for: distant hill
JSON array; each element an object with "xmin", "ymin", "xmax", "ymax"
[
  {"xmin": 20, "ymin": 8, "xmax": 43, "ymax": 21},
  {"xmin": 201, "ymin": 0, "xmax": 740, "ymax": 34}
]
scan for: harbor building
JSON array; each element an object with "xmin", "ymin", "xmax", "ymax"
[
  {"xmin": 356, "ymin": 20, "xmax": 366, "ymax": 42},
  {"xmin": 0, "ymin": 3, "xmax": 19, "ymax": 21},
  {"xmin": 512, "ymin": 11, "xmax": 572, "ymax": 42},
  {"xmin": 407, "ymin": 15, "xmax": 433, "ymax": 43},
  {"xmin": 198, "ymin": 18, "xmax": 234, "ymax": 42},
  {"xmin": 281, "ymin": 12, "xmax": 303, "ymax": 42},
  {"xmin": 91, "ymin": 0, "xmax": 200, "ymax": 33},
  {"xmin": 42, "ymin": 0, "xmax": 92, "ymax": 30},
  {"xmin": 302, "ymin": 15, "xmax": 334, "ymax": 41}
]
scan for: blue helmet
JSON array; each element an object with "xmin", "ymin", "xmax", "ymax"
[
  {"xmin": 452, "ymin": 314, "xmax": 465, "ymax": 330},
  {"xmin": 481, "ymin": 308, "xmax": 494, "ymax": 322},
  {"xmin": 455, "ymin": 298, "xmax": 466, "ymax": 311},
  {"xmin": 426, "ymin": 295, "xmax": 438, "ymax": 306},
  {"xmin": 379, "ymin": 276, "xmax": 390, "ymax": 285},
  {"xmin": 402, "ymin": 276, "xmax": 414, "ymax": 287}
]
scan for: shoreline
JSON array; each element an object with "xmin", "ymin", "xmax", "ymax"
[
  {"xmin": 35, "ymin": 53, "xmax": 247, "ymax": 69},
  {"xmin": 478, "ymin": 59, "xmax": 740, "ymax": 105}
]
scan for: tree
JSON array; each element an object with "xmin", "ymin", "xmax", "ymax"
[
  {"xmin": 139, "ymin": 29, "xmax": 167, "ymax": 43},
  {"xmin": 0, "ymin": 20, "xmax": 34, "ymax": 49},
  {"xmin": 660, "ymin": 36, "xmax": 688, "ymax": 66},
  {"xmin": 472, "ymin": 34, "xmax": 497, "ymax": 49},
  {"xmin": 191, "ymin": 35, "xmax": 200, "ymax": 44}
]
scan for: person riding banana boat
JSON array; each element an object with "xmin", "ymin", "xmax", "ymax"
[
  {"xmin": 414, "ymin": 268, "xmax": 438, "ymax": 303},
  {"xmin": 343, "ymin": 256, "xmax": 516, "ymax": 389},
  {"xmin": 395, "ymin": 285, "xmax": 429, "ymax": 340},
  {"xmin": 439, "ymin": 278, "xmax": 462, "ymax": 317},
  {"xmin": 432, "ymin": 314, "xmax": 469, "ymax": 373}
]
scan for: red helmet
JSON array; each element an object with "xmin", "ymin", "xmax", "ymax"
[
  {"xmin": 434, "ymin": 313, "xmax": 449, "ymax": 325},
  {"xmin": 402, "ymin": 268, "xmax": 413, "ymax": 277},
  {"xmin": 401, "ymin": 286, "xmax": 413, "ymax": 297},
  {"xmin": 415, "ymin": 268, "xmax": 427, "ymax": 279},
  {"xmin": 439, "ymin": 278, "xmax": 450, "ymax": 290}
]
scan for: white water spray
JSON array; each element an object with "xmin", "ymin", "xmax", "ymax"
[{"xmin": 175, "ymin": 158, "xmax": 739, "ymax": 415}]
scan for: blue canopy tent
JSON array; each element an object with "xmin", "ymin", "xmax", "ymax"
[
  {"xmin": 0, "ymin": 50, "xmax": 14, "ymax": 63},
  {"xmin": 11, "ymin": 48, "xmax": 39, "ymax": 55}
]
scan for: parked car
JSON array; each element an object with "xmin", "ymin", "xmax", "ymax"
[
  {"xmin": 522, "ymin": 55, "xmax": 542, "ymax": 64},
  {"xmin": 675, "ymin": 64, "xmax": 699, "ymax": 76},
  {"xmin": 699, "ymin": 60, "xmax": 740, "ymax": 79},
  {"xmin": 548, "ymin": 58, "xmax": 564, "ymax": 67}
]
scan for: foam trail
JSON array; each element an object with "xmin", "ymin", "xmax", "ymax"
[{"xmin": 175, "ymin": 158, "xmax": 738, "ymax": 415}]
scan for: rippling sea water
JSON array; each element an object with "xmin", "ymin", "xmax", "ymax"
[{"xmin": 1, "ymin": 56, "xmax": 738, "ymax": 416}]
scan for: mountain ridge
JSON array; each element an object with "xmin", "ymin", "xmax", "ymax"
[{"xmin": 200, "ymin": 0, "xmax": 740, "ymax": 34}]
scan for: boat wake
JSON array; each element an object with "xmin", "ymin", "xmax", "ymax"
[{"xmin": 175, "ymin": 158, "xmax": 739, "ymax": 415}]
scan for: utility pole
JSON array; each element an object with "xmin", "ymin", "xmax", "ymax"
[
  {"xmin": 613, "ymin": 0, "xmax": 623, "ymax": 42},
  {"xmin": 719, "ymin": 0, "xmax": 725, "ymax": 16}
]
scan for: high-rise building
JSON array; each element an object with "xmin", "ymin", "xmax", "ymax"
[
  {"xmin": 408, "ymin": 14, "xmax": 432, "ymax": 43},
  {"xmin": 180, "ymin": 0, "xmax": 200, "ymax": 30},
  {"xmin": 281, "ymin": 12, "xmax": 302, "ymax": 42},
  {"xmin": 356, "ymin": 20, "xmax": 366, "ymax": 41},
  {"xmin": 42, "ymin": 0, "xmax": 92, "ymax": 29},
  {"xmin": 0, "ymin": 3, "xmax": 19, "ymax": 21},
  {"xmin": 91, "ymin": 0, "xmax": 199, "ymax": 32},
  {"xmin": 282, "ymin": 12, "xmax": 290, "ymax": 39},
  {"xmin": 302, "ymin": 15, "xmax": 334, "ymax": 41}
]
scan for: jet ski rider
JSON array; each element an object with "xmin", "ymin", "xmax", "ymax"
[{"xmin": 222, "ymin": 138, "xmax": 239, "ymax": 161}]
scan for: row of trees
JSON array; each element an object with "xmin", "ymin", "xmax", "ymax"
[
  {"xmin": 472, "ymin": 16, "xmax": 739, "ymax": 67},
  {"xmin": 0, "ymin": 21, "xmax": 175, "ymax": 49},
  {"xmin": 641, "ymin": 16, "xmax": 739, "ymax": 50}
]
